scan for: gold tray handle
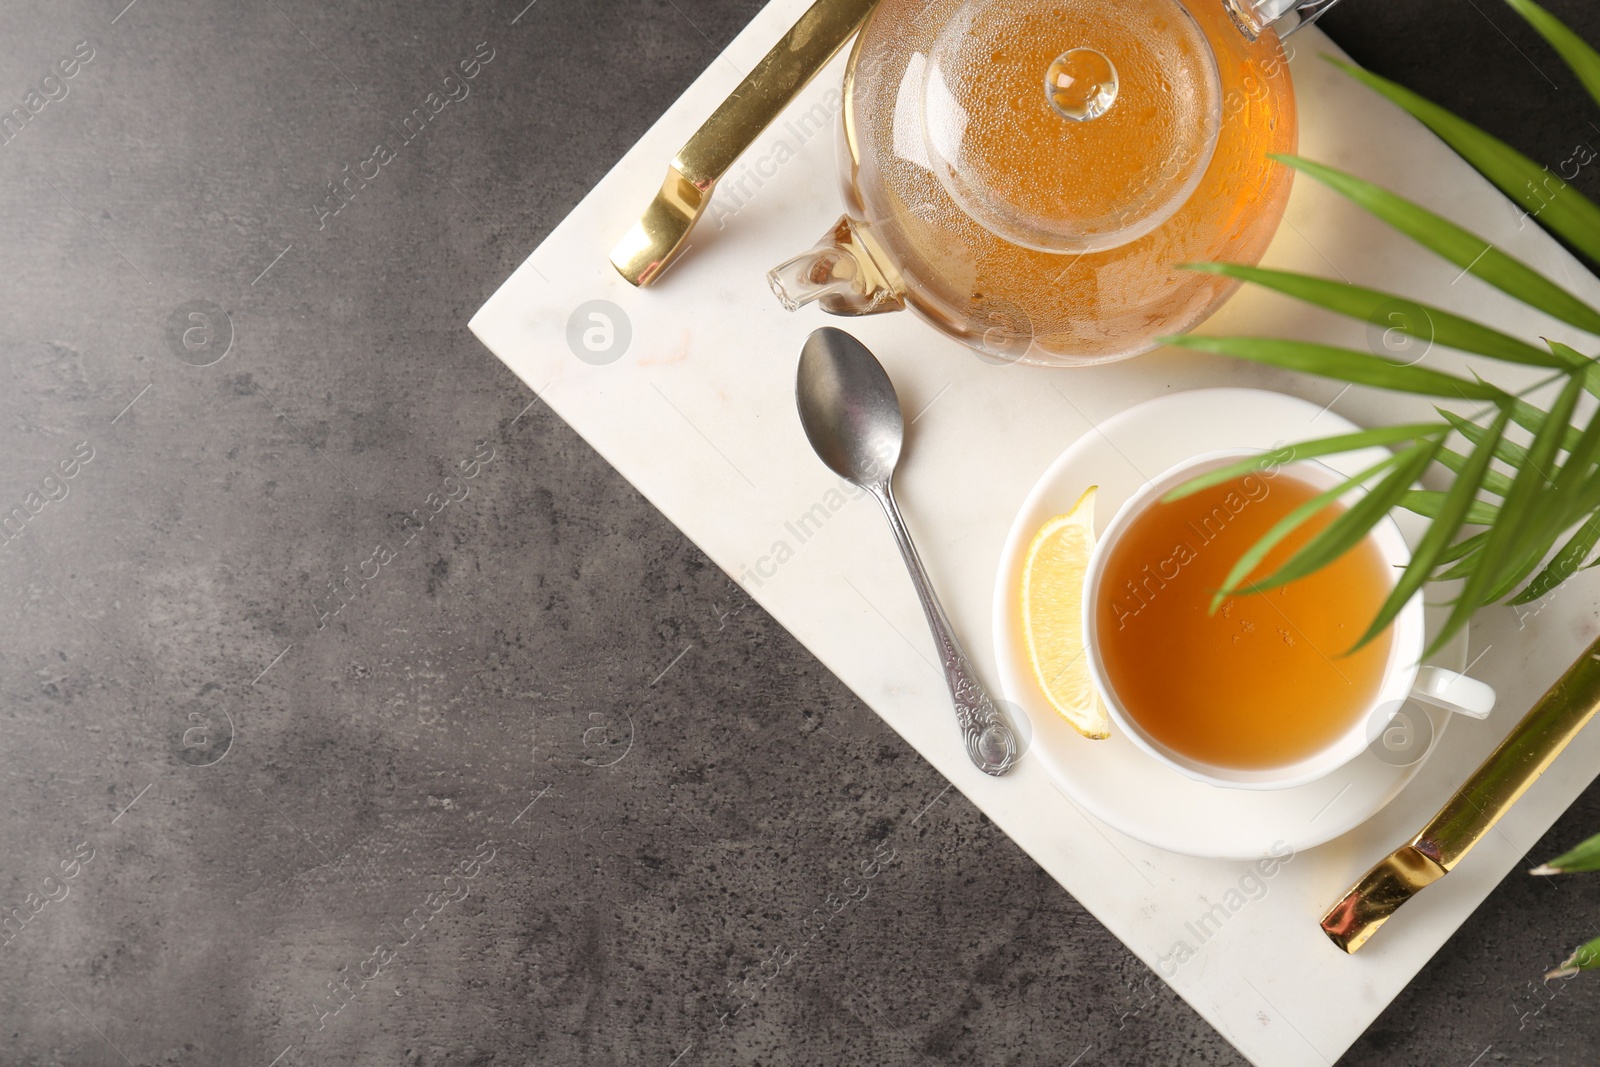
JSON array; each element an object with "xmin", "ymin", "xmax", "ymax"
[
  {"xmin": 1322, "ymin": 634, "xmax": 1600, "ymax": 953},
  {"xmin": 610, "ymin": 0, "xmax": 881, "ymax": 287}
]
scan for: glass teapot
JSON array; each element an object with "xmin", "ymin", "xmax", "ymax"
[{"xmin": 766, "ymin": 0, "xmax": 1337, "ymax": 366}]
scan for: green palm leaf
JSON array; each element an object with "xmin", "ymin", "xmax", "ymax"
[
  {"xmin": 1546, "ymin": 936, "xmax": 1600, "ymax": 980},
  {"xmin": 1160, "ymin": 425, "xmax": 1438, "ymax": 502},
  {"xmin": 1436, "ymin": 530, "xmax": 1489, "ymax": 569},
  {"xmin": 1354, "ymin": 412, "xmax": 1512, "ymax": 651},
  {"xmin": 1507, "ymin": 393, "xmax": 1588, "ymax": 453},
  {"xmin": 1398, "ymin": 490, "xmax": 1500, "ymax": 527},
  {"xmin": 1161, "ymin": 335, "xmax": 1505, "ymax": 400},
  {"xmin": 1269, "ymin": 154, "xmax": 1600, "ymax": 337},
  {"xmin": 1437, "ymin": 444, "xmax": 1516, "ymax": 498},
  {"xmin": 1504, "ymin": 0, "xmax": 1600, "ymax": 110},
  {"xmin": 1326, "ymin": 57, "xmax": 1600, "ymax": 267},
  {"xmin": 1531, "ymin": 363, "xmax": 1600, "ymax": 518},
  {"xmin": 1246, "ymin": 437, "xmax": 1445, "ymax": 597},
  {"xmin": 1435, "ymin": 371, "xmax": 1585, "ymax": 653},
  {"xmin": 1439, "ymin": 408, "xmax": 1530, "ymax": 470},
  {"xmin": 1205, "ymin": 451, "xmax": 1409, "ymax": 612},
  {"xmin": 1510, "ymin": 511, "xmax": 1600, "ymax": 604},
  {"xmin": 1537, "ymin": 830, "xmax": 1600, "ymax": 874},
  {"xmin": 1481, "ymin": 380, "xmax": 1600, "ymax": 603},
  {"xmin": 1435, "ymin": 549, "xmax": 1484, "ymax": 583},
  {"xmin": 1181, "ymin": 263, "xmax": 1566, "ymax": 368}
]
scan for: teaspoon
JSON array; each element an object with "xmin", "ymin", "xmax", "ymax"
[{"xmin": 796, "ymin": 327, "xmax": 1018, "ymax": 776}]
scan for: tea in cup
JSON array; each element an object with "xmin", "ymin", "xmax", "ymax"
[{"xmin": 1082, "ymin": 450, "xmax": 1495, "ymax": 790}]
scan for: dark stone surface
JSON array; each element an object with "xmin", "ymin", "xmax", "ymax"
[{"xmin": 3, "ymin": 1, "xmax": 1600, "ymax": 1064}]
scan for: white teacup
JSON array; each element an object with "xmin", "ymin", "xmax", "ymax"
[{"xmin": 1081, "ymin": 449, "xmax": 1496, "ymax": 791}]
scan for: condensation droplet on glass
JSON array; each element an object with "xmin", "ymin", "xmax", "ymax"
[{"xmin": 1045, "ymin": 47, "xmax": 1118, "ymax": 122}]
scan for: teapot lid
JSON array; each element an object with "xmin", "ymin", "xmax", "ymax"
[{"xmin": 921, "ymin": 0, "xmax": 1223, "ymax": 253}]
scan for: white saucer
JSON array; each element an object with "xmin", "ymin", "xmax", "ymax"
[{"xmin": 991, "ymin": 387, "xmax": 1469, "ymax": 860}]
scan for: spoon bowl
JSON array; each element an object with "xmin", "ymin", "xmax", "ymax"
[{"xmin": 796, "ymin": 327, "xmax": 903, "ymax": 487}]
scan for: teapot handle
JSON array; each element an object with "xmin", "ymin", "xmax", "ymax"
[{"xmin": 1223, "ymin": 0, "xmax": 1341, "ymax": 41}]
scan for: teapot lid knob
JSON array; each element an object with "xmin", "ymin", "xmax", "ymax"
[{"xmin": 921, "ymin": 0, "xmax": 1223, "ymax": 254}]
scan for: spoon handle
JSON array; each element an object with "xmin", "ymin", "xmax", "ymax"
[{"xmin": 872, "ymin": 484, "xmax": 1018, "ymax": 776}]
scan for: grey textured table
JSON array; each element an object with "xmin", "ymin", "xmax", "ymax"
[{"xmin": 5, "ymin": 1, "xmax": 1600, "ymax": 1064}]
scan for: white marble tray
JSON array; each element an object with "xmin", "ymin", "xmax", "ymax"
[{"xmin": 469, "ymin": 5, "xmax": 1600, "ymax": 1063}]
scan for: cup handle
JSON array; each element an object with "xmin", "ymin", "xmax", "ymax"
[{"xmin": 1409, "ymin": 665, "xmax": 1496, "ymax": 720}]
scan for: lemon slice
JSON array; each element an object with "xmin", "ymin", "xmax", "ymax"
[{"xmin": 1020, "ymin": 486, "xmax": 1111, "ymax": 739}]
